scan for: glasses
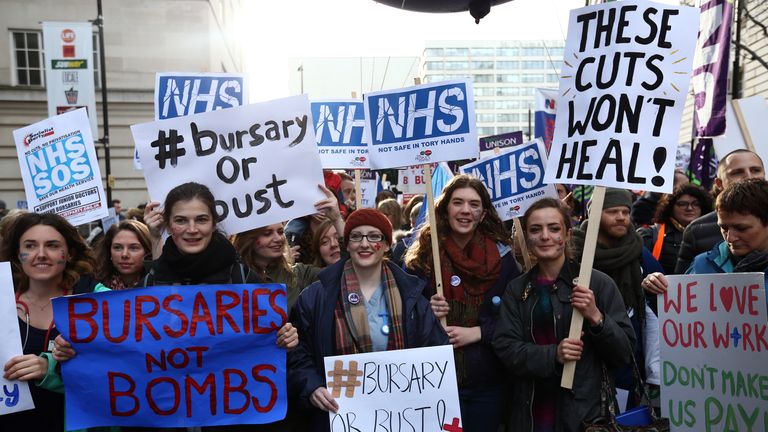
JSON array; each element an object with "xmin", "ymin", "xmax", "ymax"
[
  {"xmin": 348, "ymin": 232, "xmax": 385, "ymax": 243},
  {"xmin": 675, "ymin": 200, "xmax": 700, "ymax": 209}
]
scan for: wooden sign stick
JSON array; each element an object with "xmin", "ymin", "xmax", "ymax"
[
  {"xmin": 354, "ymin": 169, "xmax": 362, "ymax": 210},
  {"xmin": 423, "ymin": 163, "xmax": 446, "ymax": 327},
  {"xmin": 561, "ymin": 185, "xmax": 605, "ymax": 389},
  {"xmin": 513, "ymin": 218, "xmax": 532, "ymax": 272},
  {"xmin": 731, "ymin": 99, "xmax": 757, "ymax": 154}
]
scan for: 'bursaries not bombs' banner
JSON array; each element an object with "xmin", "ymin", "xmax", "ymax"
[
  {"xmin": 311, "ymin": 100, "xmax": 370, "ymax": 169},
  {"xmin": 132, "ymin": 95, "xmax": 325, "ymax": 235},
  {"xmin": 12, "ymin": 108, "xmax": 108, "ymax": 225},
  {"xmin": 462, "ymin": 139, "xmax": 558, "ymax": 221},
  {"xmin": 364, "ymin": 79, "xmax": 477, "ymax": 169},
  {"xmin": 52, "ymin": 284, "xmax": 288, "ymax": 430},
  {"xmin": 544, "ymin": 1, "xmax": 699, "ymax": 193},
  {"xmin": 659, "ymin": 273, "xmax": 768, "ymax": 432},
  {"xmin": 324, "ymin": 345, "xmax": 462, "ymax": 431}
]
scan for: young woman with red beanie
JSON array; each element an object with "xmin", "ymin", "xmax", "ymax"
[
  {"xmin": 287, "ymin": 208, "xmax": 448, "ymax": 432},
  {"xmin": 404, "ymin": 174, "xmax": 521, "ymax": 432}
]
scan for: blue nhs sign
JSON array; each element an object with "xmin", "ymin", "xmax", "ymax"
[
  {"xmin": 366, "ymin": 81, "xmax": 470, "ymax": 145},
  {"xmin": 311, "ymin": 101, "xmax": 367, "ymax": 147}
]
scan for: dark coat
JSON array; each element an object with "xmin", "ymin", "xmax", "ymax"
[
  {"xmin": 492, "ymin": 261, "xmax": 635, "ymax": 432},
  {"xmin": 287, "ymin": 258, "xmax": 449, "ymax": 432},
  {"xmin": 637, "ymin": 222, "xmax": 684, "ymax": 275},
  {"xmin": 674, "ymin": 211, "xmax": 722, "ymax": 274}
]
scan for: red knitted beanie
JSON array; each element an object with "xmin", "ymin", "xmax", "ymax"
[{"xmin": 344, "ymin": 208, "xmax": 393, "ymax": 245}]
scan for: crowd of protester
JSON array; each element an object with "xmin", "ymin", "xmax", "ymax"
[{"xmin": 2, "ymin": 149, "xmax": 767, "ymax": 431}]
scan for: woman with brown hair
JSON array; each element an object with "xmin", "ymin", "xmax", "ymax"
[
  {"xmin": 0, "ymin": 213, "xmax": 104, "ymax": 430},
  {"xmin": 95, "ymin": 219, "xmax": 152, "ymax": 290},
  {"xmin": 404, "ymin": 174, "xmax": 520, "ymax": 432}
]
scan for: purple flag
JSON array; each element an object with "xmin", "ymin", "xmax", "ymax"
[
  {"xmin": 689, "ymin": 138, "xmax": 718, "ymax": 191},
  {"xmin": 692, "ymin": 0, "xmax": 733, "ymax": 137}
]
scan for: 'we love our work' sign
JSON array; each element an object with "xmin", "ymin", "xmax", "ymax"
[
  {"xmin": 53, "ymin": 284, "xmax": 288, "ymax": 430},
  {"xmin": 323, "ymin": 345, "xmax": 462, "ymax": 431}
]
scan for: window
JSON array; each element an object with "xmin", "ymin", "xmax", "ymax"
[
  {"xmin": 524, "ymin": 47, "xmax": 546, "ymax": 56},
  {"xmin": 445, "ymin": 61, "xmax": 469, "ymax": 70},
  {"xmin": 474, "ymin": 86, "xmax": 495, "ymax": 96},
  {"xmin": 496, "ymin": 100, "xmax": 521, "ymax": 110},
  {"xmin": 425, "ymin": 74, "xmax": 444, "ymax": 83},
  {"xmin": 522, "ymin": 74, "xmax": 545, "ymax": 83},
  {"xmin": 522, "ymin": 61, "xmax": 545, "ymax": 69},
  {"xmin": 496, "ymin": 87, "xmax": 519, "ymax": 96},
  {"xmin": 496, "ymin": 74, "xmax": 519, "ymax": 83},
  {"xmin": 473, "ymin": 74, "xmax": 494, "ymax": 83},
  {"xmin": 547, "ymin": 47, "xmax": 565, "ymax": 57},
  {"xmin": 426, "ymin": 61, "xmax": 444, "ymax": 70},
  {"xmin": 495, "ymin": 61, "xmax": 518, "ymax": 70},
  {"xmin": 475, "ymin": 101, "xmax": 495, "ymax": 110},
  {"xmin": 444, "ymin": 47, "xmax": 469, "ymax": 57},
  {"xmin": 477, "ymin": 127, "xmax": 496, "ymax": 136},
  {"xmin": 497, "ymin": 113, "xmax": 519, "ymax": 123},
  {"xmin": 497, "ymin": 47, "xmax": 518, "ymax": 57},
  {"xmin": 471, "ymin": 47, "xmax": 494, "ymax": 57},
  {"xmin": 92, "ymin": 32, "xmax": 101, "ymax": 87},
  {"xmin": 471, "ymin": 61, "xmax": 494, "ymax": 70},
  {"xmin": 477, "ymin": 113, "xmax": 495, "ymax": 123},
  {"xmin": 12, "ymin": 31, "xmax": 44, "ymax": 86},
  {"xmin": 425, "ymin": 48, "xmax": 444, "ymax": 57},
  {"xmin": 547, "ymin": 74, "xmax": 559, "ymax": 83}
]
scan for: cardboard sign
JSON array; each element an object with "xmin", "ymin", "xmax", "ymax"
[
  {"xmin": 0, "ymin": 262, "xmax": 35, "ymax": 416},
  {"xmin": 12, "ymin": 108, "xmax": 108, "ymax": 225},
  {"xmin": 358, "ymin": 170, "xmax": 378, "ymax": 209},
  {"xmin": 462, "ymin": 139, "xmax": 558, "ymax": 220},
  {"xmin": 544, "ymin": 1, "xmax": 699, "ymax": 193},
  {"xmin": 42, "ymin": 22, "xmax": 98, "ymax": 136},
  {"xmin": 479, "ymin": 130, "xmax": 525, "ymax": 159},
  {"xmin": 155, "ymin": 72, "xmax": 248, "ymax": 120},
  {"xmin": 323, "ymin": 345, "xmax": 462, "ymax": 431},
  {"xmin": 52, "ymin": 284, "xmax": 288, "ymax": 430},
  {"xmin": 311, "ymin": 100, "xmax": 370, "ymax": 169},
  {"xmin": 131, "ymin": 95, "xmax": 325, "ymax": 235},
  {"xmin": 364, "ymin": 79, "xmax": 477, "ymax": 169},
  {"xmin": 659, "ymin": 273, "xmax": 768, "ymax": 432}
]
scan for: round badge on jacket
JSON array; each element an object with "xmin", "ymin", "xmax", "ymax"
[
  {"xmin": 450, "ymin": 275, "xmax": 461, "ymax": 287},
  {"xmin": 348, "ymin": 292, "xmax": 360, "ymax": 305}
]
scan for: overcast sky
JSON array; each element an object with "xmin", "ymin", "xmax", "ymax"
[{"xmin": 243, "ymin": 0, "xmax": 584, "ymax": 101}]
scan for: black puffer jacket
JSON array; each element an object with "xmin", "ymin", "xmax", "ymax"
[
  {"xmin": 674, "ymin": 211, "xmax": 722, "ymax": 274},
  {"xmin": 492, "ymin": 261, "xmax": 635, "ymax": 432},
  {"xmin": 637, "ymin": 222, "xmax": 684, "ymax": 275}
]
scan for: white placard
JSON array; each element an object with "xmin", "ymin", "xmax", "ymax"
[
  {"xmin": 398, "ymin": 165, "xmax": 432, "ymax": 195},
  {"xmin": 462, "ymin": 139, "xmax": 559, "ymax": 221},
  {"xmin": 0, "ymin": 262, "xmax": 35, "ymax": 415},
  {"xmin": 324, "ymin": 346, "xmax": 462, "ymax": 431},
  {"xmin": 42, "ymin": 22, "xmax": 98, "ymax": 136},
  {"xmin": 712, "ymin": 96, "xmax": 768, "ymax": 167},
  {"xmin": 131, "ymin": 95, "xmax": 325, "ymax": 235},
  {"xmin": 358, "ymin": 171, "xmax": 378, "ymax": 209},
  {"xmin": 12, "ymin": 108, "xmax": 108, "ymax": 225},
  {"xmin": 544, "ymin": 1, "xmax": 699, "ymax": 193},
  {"xmin": 312, "ymin": 100, "xmax": 370, "ymax": 169},
  {"xmin": 364, "ymin": 79, "xmax": 477, "ymax": 169},
  {"xmin": 660, "ymin": 273, "xmax": 768, "ymax": 432}
]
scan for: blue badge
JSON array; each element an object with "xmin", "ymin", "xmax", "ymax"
[
  {"xmin": 450, "ymin": 275, "xmax": 461, "ymax": 287},
  {"xmin": 348, "ymin": 293, "xmax": 360, "ymax": 305}
]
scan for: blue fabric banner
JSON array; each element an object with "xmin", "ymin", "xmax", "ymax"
[{"xmin": 52, "ymin": 283, "xmax": 287, "ymax": 430}]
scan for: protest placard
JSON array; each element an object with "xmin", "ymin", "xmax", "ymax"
[
  {"xmin": 358, "ymin": 170, "xmax": 378, "ymax": 209},
  {"xmin": 0, "ymin": 262, "xmax": 35, "ymax": 416},
  {"xmin": 42, "ymin": 22, "xmax": 98, "ymax": 136},
  {"xmin": 12, "ymin": 108, "xmax": 108, "ymax": 225},
  {"xmin": 131, "ymin": 95, "xmax": 325, "ymax": 235},
  {"xmin": 534, "ymin": 88, "xmax": 558, "ymax": 153},
  {"xmin": 543, "ymin": 0, "xmax": 699, "ymax": 193},
  {"xmin": 323, "ymin": 345, "xmax": 462, "ymax": 432},
  {"xmin": 398, "ymin": 165, "xmax": 430, "ymax": 196},
  {"xmin": 156, "ymin": 73, "xmax": 248, "ymax": 120},
  {"xmin": 479, "ymin": 130, "xmax": 524, "ymax": 159},
  {"xmin": 364, "ymin": 79, "xmax": 477, "ymax": 169},
  {"xmin": 312, "ymin": 100, "xmax": 370, "ymax": 169},
  {"xmin": 134, "ymin": 73, "xmax": 250, "ymax": 170},
  {"xmin": 660, "ymin": 273, "xmax": 768, "ymax": 432},
  {"xmin": 462, "ymin": 139, "xmax": 558, "ymax": 221},
  {"xmin": 52, "ymin": 283, "xmax": 288, "ymax": 429}
]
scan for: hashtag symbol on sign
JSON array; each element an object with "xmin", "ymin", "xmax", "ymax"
[
  {"xmin": 150, "ymin": 129, "xmax": 186, "ymax": 169},
  {"xmin": 327, "ymin": 360, "xmax": 363, "ymax": 398}
]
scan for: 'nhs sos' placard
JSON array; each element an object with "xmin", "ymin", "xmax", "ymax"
[{"xmin": 364, "ymin": 79, "xmax": 477, "ymax": 169}]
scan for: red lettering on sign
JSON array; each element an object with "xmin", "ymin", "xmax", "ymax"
[
  {"xmin": 251, "ymin": 364, "xmax": 278, "ymax": 413},
  {"xmin": 135, "ymin": 295, "xmax": 161, "ymax": 342},
  {"xmin": 108, "ymin": 371, "xmax": 139, "ymax": 416},
  {"xmin": 68, "ymin": 297, "xmax": 98, "ymax": 343}
]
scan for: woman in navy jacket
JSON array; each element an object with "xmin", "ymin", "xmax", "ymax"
[{"xmin": 288, "ymin": 209, "xmax": 448, "ymax": 432}]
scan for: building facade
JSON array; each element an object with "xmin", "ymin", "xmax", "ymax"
[
  {"xmin": 421, "ymin": 40, "xmax": 565, "ymax": 140},
  {"xmin": 0, "ymin": 0, "xmax": 244, "ymax": 210}
]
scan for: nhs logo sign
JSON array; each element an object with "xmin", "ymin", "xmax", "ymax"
[
  {"xmin": 155, "ymin": 72, "xmax": 248, "ymax": 120},
  {"xmin": 363, "ymin": 79, "xmax": 477, "ymax": 169},
  {"xmin": 311, "ymin": 100, "xmax": 370, "ymax": 169}
]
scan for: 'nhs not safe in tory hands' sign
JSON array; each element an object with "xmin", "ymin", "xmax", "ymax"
[
  {"xmin": 311, "ymin": 100, "xmax": 369, "ymax": 169},
  {"xmin": 363, "ymin": 79, "xmax": 478, "ymax": 169}
]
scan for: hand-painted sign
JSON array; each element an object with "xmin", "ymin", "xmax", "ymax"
[
  {"xmin": 52, "ymin": 284, "xmax": 288, "ymax": 430},
  {"xmin": 0, "ymin": 262, "xmax": 34, "ymax": 416}
]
